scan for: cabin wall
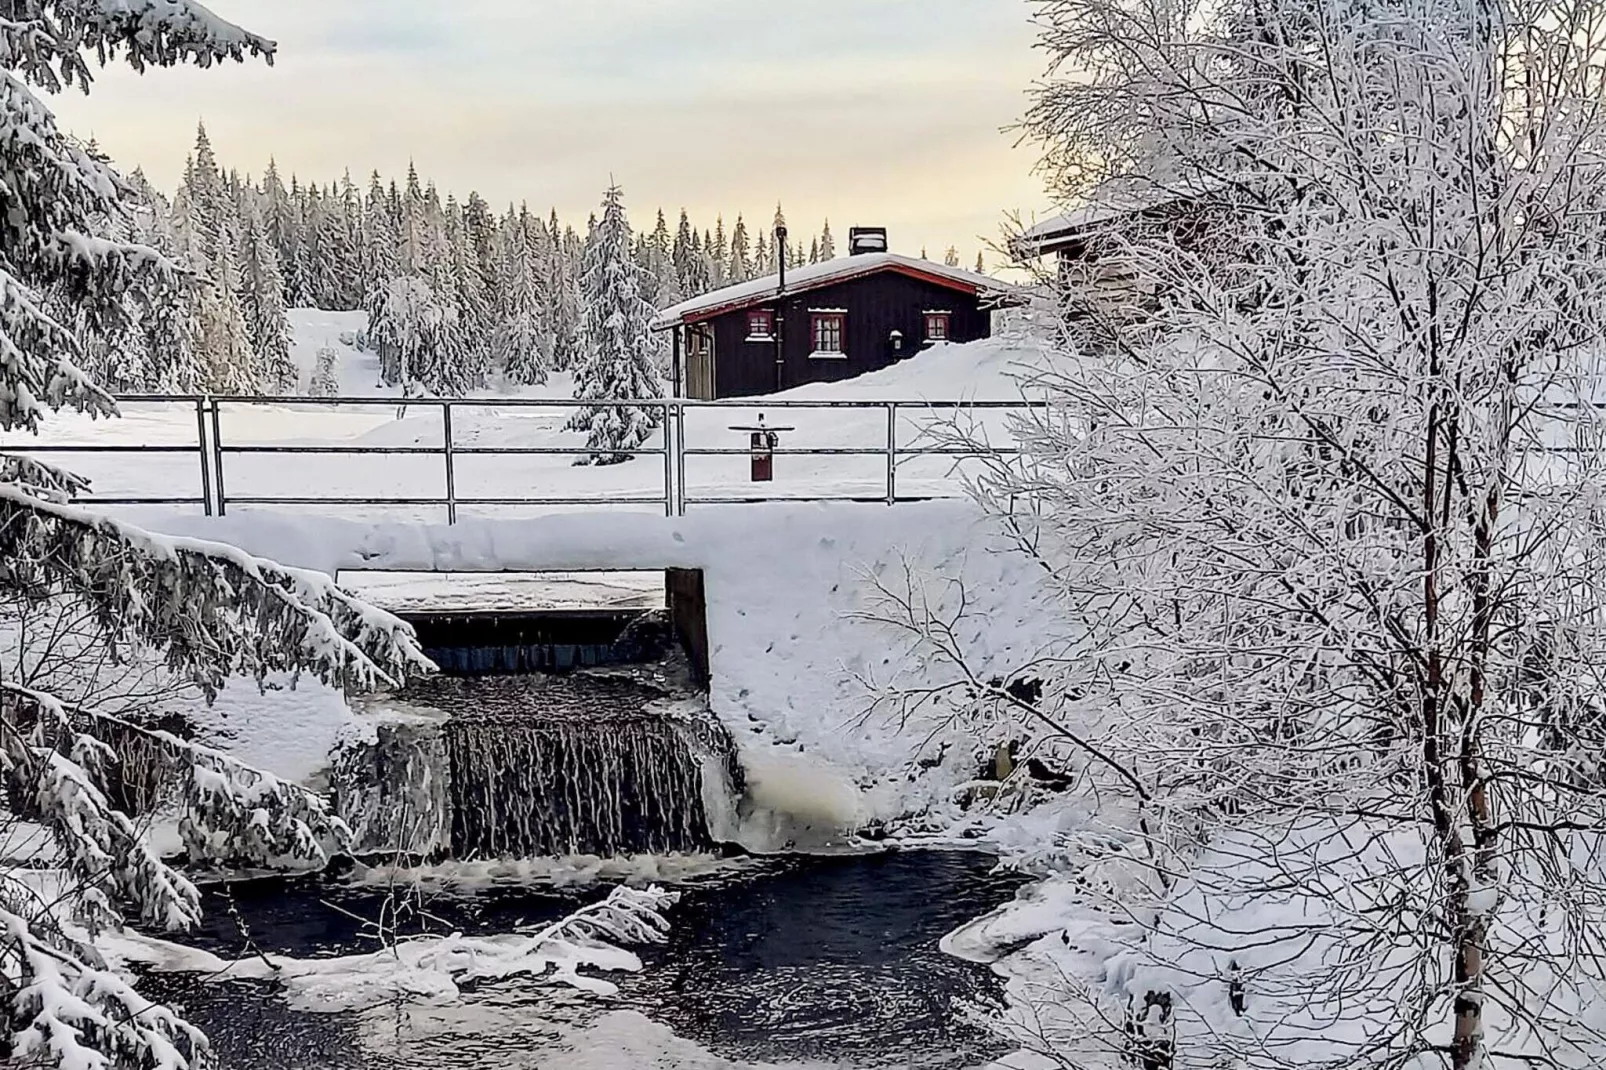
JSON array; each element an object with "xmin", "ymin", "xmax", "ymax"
[{"xmin": 694, "ymin": 271, "xmax": 992, "ymax": 400}]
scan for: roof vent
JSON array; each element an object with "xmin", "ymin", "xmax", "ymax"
[{"xmin": 848, "ymin": 227, "xmax": 888, "ymax": 256}]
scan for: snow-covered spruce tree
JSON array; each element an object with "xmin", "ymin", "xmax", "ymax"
[
  {"xmin": 494, "ymin": 209, "xmax": 551, "ymax": 387},
  {"xmin": 444, "ymin": 194, "xmax": 492, "ymax": 390},
  {"xmin": 548, "ymin": 212, "xmax": 585, "ymax": 373},
  {"xmin": 882, "ymin": 0, "xmax": 1606, "ymax": 1066},
  {"xmin": 239, "ymin": 198, "xmax": 295, "ymax": 392},
  {"xmin": 727, "ymin": 214, "xmax": 752, "ymax": 283},
  {"xmin": 672, "ymin": 208, "xmax": 710, "ymax": 300},
  {"xmin": 0, "ymin": 4, "xmax": 431, "ymax": 1066},
  {"xmin": 260, "ymin": 158, "xmax": 302, "ymax": 304},
  {"xmin": 365, "ymin": 274, "xmax": 458, "ymax": 395},
  {"xmin": 645, "ymin": 207, "xmax": 680, "ymax": 310},
  {"xmin": 192, "ymin": 228, "xmax": 259, "ymax": 393},
  {"xmin": 361, "ymin": 170, "xmax": 400, "ymax": 302},
  {"xmin": 308, "ymin": 345, "xmax": 340, "ymax": 397},
  {"xmin": 566, "ymin": 184, "xmax": 663, "ymax": 466}
]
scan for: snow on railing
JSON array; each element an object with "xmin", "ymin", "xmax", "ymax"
[{"xmin": 1, "ymin": 394, "xmax": 1047, "ymax": 522}]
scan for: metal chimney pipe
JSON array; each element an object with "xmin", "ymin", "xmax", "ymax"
[{"xmin": 774, "ymin": 223, "xmax": 788, "ymax": 393}]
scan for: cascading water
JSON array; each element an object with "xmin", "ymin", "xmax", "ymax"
[{"xmin": 334, "ymin": 671, "xmax": 741, "ymax": 860}]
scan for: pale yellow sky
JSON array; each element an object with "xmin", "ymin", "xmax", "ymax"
[{"xmin": 49, "ymin": 0, "xmax": 1053, "ymax": 263}]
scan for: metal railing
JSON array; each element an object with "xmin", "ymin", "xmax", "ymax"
[{"xmin": 2, "ymin": 395, "xmax": 1041, "ymax": 523}]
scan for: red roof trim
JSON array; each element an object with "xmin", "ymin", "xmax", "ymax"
[{"xmin": 682, "ymin": 263, "xmax": 982, "ymax": 326}]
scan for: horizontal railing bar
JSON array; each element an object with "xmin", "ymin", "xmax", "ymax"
[
  {"xmin": 220, "ymin": 445, "xmax": 440, "ymax": 456},
  {"xmin": 680, "ymin": 447, "xmax": 1024, "ymax": 458},
  {"xmin": 224, "ymin": 496, "xmax": 453, "ymax": 506},
  {"xmin": 220, "ymin": 445, "xmax": 668, "ymax": 457},
  {"xmin": 684, "ymin": 494, "xmax": 955, "ymax": 505},
  {"xmin": 223, "ymin": 495, "xmax": 672, "ymax": 508},
  {"xmin": 112, "ymin": 394, "xmax": 1049, "ymax": 410},
  {"xmin": 682, "ymin": 447, "xmax": 893, "ymax": 458},
  {"xmin": 71, "ymin": 497, "xmax": 208, "ymax": 505},
  {"xmin": 0, "ymin": 445, "xmax": 199, "ymax": 453},
  {"xmin": 205, "ymin": 396, "xmax": 680, "ymax": 408},
  {"xmin": 451, "ymin": 446, "xmax": 669, "ymax": 457},
  {"xmin": 452, "ymin": 496, "xmax": 671, "ymax": 506}
]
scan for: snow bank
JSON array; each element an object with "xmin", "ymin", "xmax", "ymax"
[
  {"xmin": 969, "ymin": 816, "xmax": 1606, "ymax": 1070},
  {"xmin": 350, "ymin": 853, "xmax": 757, "ymax": 892},
  {"xmin": 109, "ymin": 884, "xmax": 680, "ymax": 1009},
  {"xmin": 536, "ymin": 1009, "xmax": 841, "ymax": 1069}
]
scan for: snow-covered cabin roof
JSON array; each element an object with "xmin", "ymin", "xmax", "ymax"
[
  {"xmin": 649, "ymin": 252, "xmax": 1020, "ymax": 331},
  {"xmin": 1013, "ymin": 177, "xmax": 1229, "ymax": 258}
]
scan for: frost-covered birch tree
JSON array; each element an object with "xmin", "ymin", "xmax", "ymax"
[
  {"xmin": 0, "ymin": 5, "xmax": 431, "ymax": 1066},
  {"xmin": 882, "ymin": 0, "xmax": 1606, "ymax": 1067},
  {"xmin": 566, "ymin": 184, "xmax": 663, "ymax": 466}
]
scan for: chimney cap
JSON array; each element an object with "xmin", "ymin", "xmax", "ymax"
[{"xmin": 848, "ymin": 227, "xmax": 888, "ymax": 255}]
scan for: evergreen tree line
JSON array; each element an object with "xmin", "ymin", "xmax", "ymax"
[{"xmin": 78, "ymin": 124, "xmax": 886, "ymax": 398}]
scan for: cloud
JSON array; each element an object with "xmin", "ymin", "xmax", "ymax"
[{"xmin": 47, "ymin": 0, "xmax": 1049, "ymax": 257}]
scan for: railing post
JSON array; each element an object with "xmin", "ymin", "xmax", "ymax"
[
  {"xmin": 676, "ymin": 401, "xmax": 689, "ymax": 516},
  {"xmin": 886, "ymin": 401, "xmax": 898, "ymax": 506},
  {"xmin": 662, "ymin": 399, "xmax": 675, "ymax": 518},
  {"xmin": 194, "ymin": 397, "xmax": 214, "ymax": 517},
  {"xmin": 209, "ymin": 399, "xmax": 227, "ymax": 517},
  {"xmin": 442, "ymin": 402, "xmax": 457, "ymax": 526}
]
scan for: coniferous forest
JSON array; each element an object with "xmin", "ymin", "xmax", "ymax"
[{"xmin": 90, "ymin": 123, "xmax": 889, "ymax": 398}]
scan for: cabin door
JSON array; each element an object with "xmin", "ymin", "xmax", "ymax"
[{"xmin": 686, "ymin": 326, "xmax": 716, "ymax": 400}]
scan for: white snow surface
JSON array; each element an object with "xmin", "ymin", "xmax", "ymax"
[
  {"xmin": 650, "ymin": 253, "xmax": 1019, "ymax": 330},
  {"xmin": 962, "ymin": 816, "xmax": 1606, "ymax": 1070},
  {"xmin": 339, "ymin": 569, "xmax": 666, "ymax": 613}
]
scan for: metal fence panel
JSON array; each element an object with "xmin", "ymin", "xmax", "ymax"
[{"xmin": 0, "ymin": 394, "xmax": 1043, "ymax": 523}]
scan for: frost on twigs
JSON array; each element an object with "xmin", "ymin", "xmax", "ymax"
[{"xmin": 890, "ymin": 0, "xmax": 1606, "ymax": 1063}]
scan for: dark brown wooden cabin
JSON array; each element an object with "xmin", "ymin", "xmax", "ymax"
[{"xmin": 651, "ymin": 243, "xmax": 1020, "ymax": 400}]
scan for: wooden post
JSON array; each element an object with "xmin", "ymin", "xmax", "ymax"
[{"xmin": 672, "ymin": 327, "xmax": 683, "ymax": 398}]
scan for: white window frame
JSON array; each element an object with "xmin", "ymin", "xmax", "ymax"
[
  {"xmin": 746, "ymin": 309, "xmax": 776, "ymax": 343},
  {"xmin": 809, "ymin": 311, "xmax": 847, "ymax": 359}
]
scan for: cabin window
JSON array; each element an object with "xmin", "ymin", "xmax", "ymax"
[
  {"xmin": 924, "ymin": 313, "xmax": 951, "ymax": 343},
  {"xmin": 811, "ymin": 313, "xmax": 845, "ymax": 358},
  {"xmin": 746, "ymin": 310, "xmax": 775, "ymax": 342}
]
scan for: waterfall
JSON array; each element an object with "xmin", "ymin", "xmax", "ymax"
[
  {"xmin": 331, "ymin": 710, "xmax": 453, "ymax": 859},
  {"xmin": 449, "ymin": 714, "xmax": 707, "ymax": 857},
  {"xmin": 334, "ymin": 675, "xmax": 740, "ymax": 860}
]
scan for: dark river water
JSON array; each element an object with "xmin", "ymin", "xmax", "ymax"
[{"xmin": 141, "ymin": 850, "xmax": 1028, "ymax": 1069}]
